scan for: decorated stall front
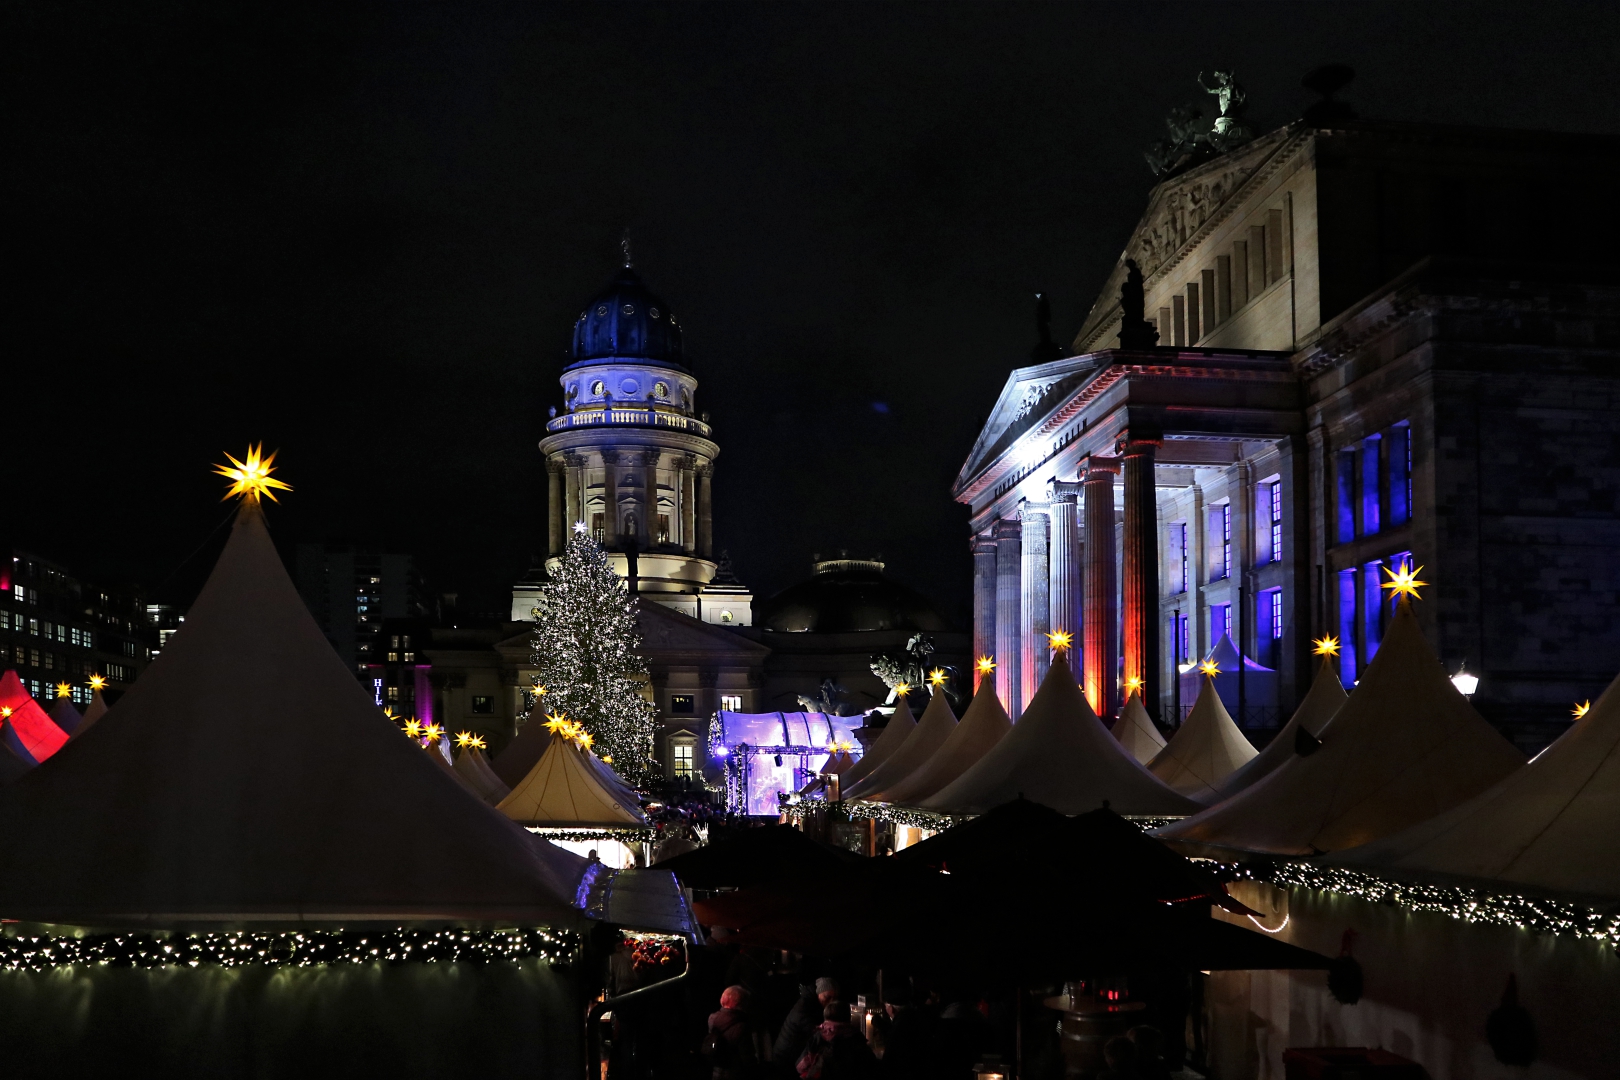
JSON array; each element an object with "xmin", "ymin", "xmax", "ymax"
[{"xmin": 708, "ymin": 710, "xmax": 862, "ymax": 815}]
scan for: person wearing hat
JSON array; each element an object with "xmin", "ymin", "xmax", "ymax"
[{"xmin": 772, "ymin": 976, "xmax": 841, "ymax": 1075}]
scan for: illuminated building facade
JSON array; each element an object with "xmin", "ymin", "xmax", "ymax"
[
  {"xmin": 0, "ymin": 547, "xmax": 153, "ymax": 702},
  {"xmin": 958, "ymin": 118, "xmax": 1620, "ymax": 750}
]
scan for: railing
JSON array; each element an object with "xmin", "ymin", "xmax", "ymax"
[{"xmin": 545, "ymin": 407, "xmax": 711, "ymax": 437}]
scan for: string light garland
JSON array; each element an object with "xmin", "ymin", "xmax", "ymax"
[
  {"xmin": 526, "ymin": 827, "xmax": 658, "ymax": 844},
  {"xmin": 0, "ymin": 926, "xmax": 576, "ymax": 972}
]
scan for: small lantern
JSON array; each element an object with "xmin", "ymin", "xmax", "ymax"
[
  {"xmin": 973, "ymin": 1055, "xmax": 1009, "ymax": 1080},
  {"xmin": 1451, "ymin": 663, "xmax": 1479, "ymax": 697}
]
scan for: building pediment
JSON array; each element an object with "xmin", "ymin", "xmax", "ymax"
[
  {"xmin": 637, "ymin": 600, "xmax": 771, "ymax": 662},
  {"xmin": 955, "ymin": 355, "xmax": 1101, "ymax": 494}
]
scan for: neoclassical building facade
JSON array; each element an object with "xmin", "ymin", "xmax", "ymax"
[{"xmin": 958, "ymin": 117, "xmax": 1620, "ymax": 752}]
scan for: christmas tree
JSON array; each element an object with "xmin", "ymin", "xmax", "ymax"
[{"xmin": 529, "ymin": 526, "xmax": 659, "ymax": 784}]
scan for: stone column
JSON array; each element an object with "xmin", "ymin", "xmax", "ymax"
[
  {"xmin": 696, "ymin": 463, "xmax": 714, "ymax": 559},
  {"xmin": 972, "ymin": 534, "xmax": 998, "ymax": 689},
  {"xmin": 994, "ymin": 519, "xmax": 1023, "ymax": 717},
  {"xmin": 546, "ymin": 458, "xmax": 564, "ymax": 556},
  {"xmin": 601, "ymin": 449, "xmax": 620, "ymax": 545},
  {"xmin": 564, "ymin": 452, "xmax": 584, "ymax": 534},
  {"xmin": 680, "ymin": 454, "xmax": 698, "ymax": 554},
  {"xmin": 1047, "ymin": 483, "xmax": 1081, "ymax": 671},
  {"xmin": 640, "ymin": 449, "xmax": 660, "ymax": 546},
  {"xmin": 1081, "ymin": 457, "xmax": 1120, "ymax": 718},
  {"xmin": 1119, "ymin": 431, "xmax": 1164, "ymax": 720},
  {"xmin": 1019, "ymin": 503, "xmax": 1051, "ymax": 705}
]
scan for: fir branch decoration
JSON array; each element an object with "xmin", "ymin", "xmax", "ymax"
[{"xmin": 529, "ymin": 528, "xmax": 659, "ymax": 785}]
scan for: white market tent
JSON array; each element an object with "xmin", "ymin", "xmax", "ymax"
[
  {"xmin": 885, "ymin": 674, "xmax": 1011, "ymax": 806},
  {"xmin": 48, "ymin": 696, "xmax": 83, "ymax": 736},
  {"xmin": 1177, "ymin": 634, "xmax": 1279, "ymax": 715},
  {"xmin": 497, "ymin": 732, "xmax": 649, "ymax": 829},
  {"xmin": 455, "ymin": 745, "xmax": 512, "ymax": 805},
  {"xmin": 1330, "ymin": 669, "xmax": 1620, "ymax": 901},
  {"xmin": 76, "ymin": 687, "xmax": 109, "ymax": 733},
  {"xmin": 492, "ymin": 712, "xmax": 554, "ymax": 788},
  {"xmin": 846, "ymin": 688, "xmax": 957, "ymax": 801},
  {"xmin": 1158, "ymin": 598, "xmax": 1524, "ymax": 856},
  {"xmin": 1111, "ymin": 691, "xmax": 1167, "ymax": 765},
  {"xmin": 1209, "ymin": 652, "xmax": 1347, "ymax": 802},
  {"xmin": 0, "ymin": 501, "xmax": 587, "ymax": 926},
  {"xmin": 921, "ymin": 652, "xmax": 1200, "ymax": 817},
  {"xmin": 838, "ymin": 694, "xmax": 916, "ymax": 790},
  {"xmin": 1149, "ymin": 676, "xmax": 1258, "ymax": 802}
]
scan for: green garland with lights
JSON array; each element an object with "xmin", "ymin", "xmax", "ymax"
[
  {"xmin": 0, "ymin": 926, "xmax": 577, "ymax": 972},
  {"xmin": 528, "ymin": 827, "xmax": 658, "ymax": 844}
]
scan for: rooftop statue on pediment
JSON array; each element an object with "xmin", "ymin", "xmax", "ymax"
[{"xmin": 1144, "ymin": 70, "xmax": 1256, "ymax": 180}]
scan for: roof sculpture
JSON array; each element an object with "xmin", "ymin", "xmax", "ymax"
[
  {"xmin": 846, "ymin": 688, "xmax": 957, "ymax": 801},
  {"xmin": 1330, "ymin": 671, "xmax": 1620, "ymax": 901},
  {"xmin": 1210, "ymin": 647, "xmax": 1347, "ymax": 801},
  {"xmin": 921, "ymin": 652, "xmax": 1200, "ymax": 817},
  {"xmin": 838, "ymin": 695, "xmax": 916, "ymax": 790},
  {"xmin": 1158, "ymin": 596, "xmax": 1523, "ymax": 856},
  {"xmin": 884, "ymin": 674, "xmax": 1012, "ymax": 805},
  {"xmin": 497, "ymin": 730, "xmax": 650, "ymax": 829},
  {"xmin": 1149, "ymin": 671, "xmax": 1258, "ymax": 802},
  {"xmin": 0, "ymin": 671, "xmax": 69, "ymax": 765},
  {"xmin": 455, "ymin": 744, "xmax": 511, "ymax": 806},
  {"xmin": 1111, "ymin": 691, "xmax": 1167, "ymax": 765},
  {"xmin": 0, "ymin": 496, "xmax": 586, "ymax": 925}
]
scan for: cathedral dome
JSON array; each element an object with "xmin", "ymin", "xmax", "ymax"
[
  {"xmin": 570, "ymin": 265, "xmax": 686, "ymax": 369},
  {"xmin": 759, "ymin": 558, "xmax": 949, "ymax": 634}
]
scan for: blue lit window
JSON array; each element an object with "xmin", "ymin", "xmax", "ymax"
[
  {"xmin": 1361, "ymin": 434, "xmax": 1382, "ymax": 536},
  {"xmin": 1268, "ymin": 481, "xmax": 1282, "ymax": 563},
  {"xmin": 1266, "ymin": 588, "xmax": 1284, "ymax": 639},
  {"xmin": 1336, "ymin": 451, "xmax": 1356, "ymax": 544},
  {"xmin": 1388, "ymin": 422, "xmax": 1411, "ymax": 526},
  {"xmin": 1211, "ymin": 603, "xmax": 1231, "ymax": 645},
  {"xmin": 1337, "ymin": 569, "xmax": 1358, "ymax": 684}
]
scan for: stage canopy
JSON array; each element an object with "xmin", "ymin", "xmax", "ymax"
[{"xmin": 883, "ymin": 674, "xmax": 1011, "ymax": 806}]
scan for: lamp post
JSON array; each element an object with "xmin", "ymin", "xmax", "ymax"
[{"xmin": 1451, "ymin": 661, "xmax": 1479, "ymax": 697}]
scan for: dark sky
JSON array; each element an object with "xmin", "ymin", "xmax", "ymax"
[{"xmin": 8, "ymin": 2, "xmax": 1620, "ymax": 623}]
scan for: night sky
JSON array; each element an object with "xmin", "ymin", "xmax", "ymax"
[{"xmin": 8, "ymin": 2, "xmax": 1620, "ymax": 624}]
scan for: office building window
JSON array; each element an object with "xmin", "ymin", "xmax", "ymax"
[
  {"xmin": 720, "ymin": 694, "xmax": 743, "ymax": 712},
  {"xmin": 670, "ymin": 694, "xmax": 695, "ymax": 715},
  {"xmin": 671, "ymin": 740, "xmax": 696, "ymax": 779},
  {"xmin": 471, "ymin": 695, "xmax": 494, "ymax": 714},
  {"xmin": 1211, "ymin": 603, "xmax": 1231, "ymax": 645},
  {"xmin": 386, "ymin": 685, "xmax": 400, "ymax": 701},
  {"xmin": 1268, "ymin": 481, "xmax": 1283, "ymax": 563}
]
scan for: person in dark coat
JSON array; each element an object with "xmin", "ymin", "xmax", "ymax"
[
  {"xmin": 707, "ymin": 985, "xmax": 766, "ymax": 1080},
  {"xmin": 773, "ymin": 977, "xmax": 840, "ymax": 1075},
  {"xmin": 874, "ymin": 985, "xmax": 938, "ymax": 1080},
  {"xmin": 797, "ymin": 1002, "xmax": 876, "ymax": 1080}
]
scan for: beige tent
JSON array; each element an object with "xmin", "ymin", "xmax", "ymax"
[
  {"xmin": 1149, "ymin": 676, "xmax": 1258, "ymax": 802},
  {"xmin": 76, "ymin": 688, "xmax": 108, "ymax": 733},
  {"xmin": 1210, "ymin": 652, "xmax": 1347, "ymax": 802},
  {"xmin": 492, "ymin": 711, "xmax": 554, "ymax": 788},
  {"xmin": 48, "ymin": 696, "xmax": 83, "ymax": 735},
  {"xmin": 921, "ymin": 653, "xmax": 1200, "ymax": 817},
  {"xmin": 885, "ymin": 675, "xmax": 1011, "ymax": 805},
  {"xmin": 497, "ymin": 732, "xmax": 649, "ymax": 828},
  {"xmin": 455, "ymin": 745, "xmax": 511, "ymax": 805},
  {"xmin": 1330, "ymin": 670, "xmax": 1620, "ymax": 900},
  {"xmin": 1111, "ymin": 691, "xmax": 1167, "ymax": 765},
  {"xmin": 0, "ymin": 501, "xmax": 586, "ymax": 925},
  {"xmin": 1158, "ymin": 598, "xmax": 1523, "ymax": 856},
  {"xmin": 837, "ymin": 694, "xmax": 916, "ymax": 789},
  {"xmin": 846, "ymin": 689, "xmax": 957, "ymax": 801}
]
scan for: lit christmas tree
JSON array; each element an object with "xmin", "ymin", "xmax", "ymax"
[{"xmin": 529, "ymin": 525, "xmax": 659, "ymax": 784}]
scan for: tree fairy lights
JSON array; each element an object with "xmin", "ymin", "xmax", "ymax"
[{"xmin": 0, "ymin": 926, "xmax": 576, "ymax": 972}]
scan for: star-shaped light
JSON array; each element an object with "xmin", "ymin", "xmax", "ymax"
[
  {"xmin": 574, "ymin": 730, "xmax": 595, "ymax": 750},
  {"xmin": 975, "ymin": 656, "xmax": 996, "ymax": 675},
  {"xmin": 55, "ymin": 682, "xmax": 72, "ymax": 699},
  {"xmin": 422, "ymin": 722, "xmax": 444, "ymax": 742},
  {"xmin": 455, "ymin": 732, "xmax": 475, "ymax": 748},
  {"xmin": 403, "ymin": 719, "xmax": 423, "ymax": 738},
  {"xmin": 928, "ymin": 668, "xmax": 947, "ymax": 687},
  {"xmin": 214, "ymin": 444, "xmax": 292, "ymax": 503},
  {"xmin": 601, "ymin": 753, "xmax": 613, "ymax": 764},
  {"xmin": 531, "ymin": 682, "xmax": 547, "ymax": 697},
  {"xmin": 1381, "ymin": 561, "xmax": 1427, "ymax": 601},
  {"xmin": 1198, "ymin": 659, "xmax": 1221, "ymax": 678},
  {"xmin": 1, "ymin": 707, "xmax": 12, "ymax": 719},
  {"xmin": 893, "ymin": 682, "xmax": 911, "ymax": 697},
  {"xmin": 572, "ymin": 520, "xmax": 589, "ymax": 534},
  {"xmin": 544, "ymin": 712, "xmax": 572, "ymax": 735},
  {"xmin": 1312, "ymin": 635, "xmax": 1341, "ymax": 657},
  {"xmin": 87, "ymin": 674, "xmax": 107, "ymax": 691},
  {"xmin": 1046, "ymin": 629, "xmax": 1074, "ymax": 653},
  {"xmin": 1124, "ymin": 675, "xmax": 1144, "ymax": 693},
  {"xmin": 468, "ymin": 734, "xmax": 487, "ymax": 749},
  {"xmin": 1573, "ymin": 700, "xmax": 1591, "ymax": 719}
]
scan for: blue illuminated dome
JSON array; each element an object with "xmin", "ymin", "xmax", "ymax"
[{"xmin": 570, "ymin": 266, "xmax": 686, "ymax": 369}]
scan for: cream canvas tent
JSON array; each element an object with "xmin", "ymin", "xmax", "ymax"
[
  {"xmin": 1209, "ymin": 651, "xmax": 1347, "ymax": 802},
  {"xmin": 1149, "ymin": 675, "xmax": 1258, "ymax": 802},
  {"xmin": 846, "ymin": 688, "xmax": 956, "ymax": 801},
  {"xmin": 497, "ymin": 731, "xmax": 650, "ymax": 829},
  {"xmin": 1159, "ymin": 597, "xmax": 1523, "ymax": 856},
  {"xmin": 76, "ymin": 686, "xmax": 109, "ymax": 732},
  {"xmin": 48, "ymin": 695, "xmax": 83, "ymax": 736},
  {"xmin": 455, "ymin": 744, "xmax": 511, "ymax": 805},
  {"xmin": 837, "ymin": 695, "xmax": 916, "ymax": 789},
  {"xmin": 1330, "ymin": 670, "xmax": 1620, "ymax": 900},
  {"xmin": 885, "ymin": 675, "xmax": 1011, "ymax": 805},
  {"xmin": 1111, "ymin": 691, "xmax": 1167, "ymax": 765},
  {"xmin": 922, "ymin": 653, "xmax": 1200, "ymax": 817},
  {"xmin": 492, "ymin": 711, "xmax": 555, "ymax": 788},
  {"xmin": 0, "ymin": 501, "xmax": 587, "ymax": 925}
]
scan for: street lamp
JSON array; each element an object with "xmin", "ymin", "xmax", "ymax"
[{"xmin": 1451, "ymin": 661, "xmax": 1479, "ymax": 697}]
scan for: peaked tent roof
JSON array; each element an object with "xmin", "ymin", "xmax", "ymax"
[
  {"xmin": 1158, "ymin": 598, "xmax": 1523, "ymax": 856},
  {"xmin": 455, "ymin": 746, "xmax": 511, "ymax": 805},
  {"xmin": 839, "ymin": 695, "xmax": 916, "ymax": 789},
  {"xmin": 885, "ymin": 675, "xmax": 1012, "ymax": 806},
  {"xmin": 1149, "ymin": 677, "xmax": 1258, "ymax": 802},
  {"xmin": 49, "ymin": 697, "xmax": 83, "ymax": 735},
  {"xmin": 1329, "ymin": 669, "xmax": 1620, "ymax": 901},
  {"xmin": 73, "ymin": 689, "xmax": 108, "ymax": 737},
  {"xmin": 0, "ymin": 503, "xmax": 587, "ymax": 926},
  {"xmin": 1111, "ymin": 691, "xmax": 1167, "ymax": 765},
  {"xmin": 0, "ymin": 671, "xmax": 69, "ymax": 764},
  {"xmin": 921, "ymin": 653, "xmax": 1200, "ymax": 817},
  {"xmin": 1211, "ymin": 654, "xmax": 1347, "ymax": 802},
  {"xmin": 847, "ymin": 689, "xmax": 957, "ymax": 801},
  {"xmin": 493, "ymin": 711, "xmax": 554, "ymax": 788},
  {"xmin": 496, "ymin": 734, "xmax": 650, "ymax": 828}
]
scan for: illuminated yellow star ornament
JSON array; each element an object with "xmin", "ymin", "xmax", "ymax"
[
  {"xmin": 55, "ymin": 682, "xmax": 72, "ymax": 699},
  {"xmin": 403, "ymin": 719, "xmax": 423, "ymax": 738},
  {"xmin": 1047, "ymin": 629, "xmax": 1074, "ymax": 653},
  {"xmin": 975, "ymin": 656, "xmax": 996, "ymax": 675},
  {"xmin": 1199, "ymin": 659, "xmax": 1221, "ymax": 678},
  {"xmin": 422, "ymin": 723, "xmax": 444, "ymax": 743},
  {"xmin": 88, "ymin": 674, "xmax": 107, "ymax": 691},
  {"xmin": 1573, "ymin": 700, "xmax": 1591, "ymax": 719},
  {"xmin": 1312, "ymin": 635, "xmax": 1341, "ymax": 657},
  {"xmin": 928, "ymin": 668, "xmax": 947, "ymax": 688},
  {"xmin": 893, "ymin": 682, "xmax": 911, "ymax": 698},
  {"xmin": 214, "ymin": 444, "xmax": 292, "ymax": 503},
  {"xmin": 1381, "ymin": 562, "xmax": 1427, "ymax": 602},
  {"xmin": 1124, "ymin": 675, "xmax": 1144, "ymax": 694},
  {"xmin": 544, "ymin": 712, "xmax": 573, "ymax": 736}
]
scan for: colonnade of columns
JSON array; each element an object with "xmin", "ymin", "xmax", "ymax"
[
  {"xmin": 546, "ymin": 448, "xmax": 714, "ymax": 559},
  {"xmin": 972, "ymin": 439, "xmax": 1161, "ymax": 721}
]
